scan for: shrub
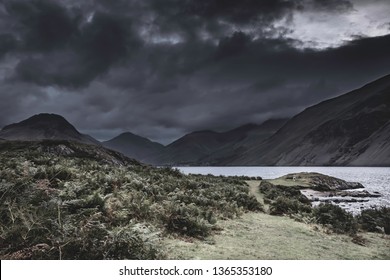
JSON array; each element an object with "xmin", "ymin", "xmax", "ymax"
[
  {"xmin": 312, "ymin": 203, "xmax": 357, "ymax": 234},
  {"xmin": 259, "ymin": 181, "xmax": 311, "ymax": 216},
  {"xmin": 269, "ymin": 197, "xmax": 312, "ymax": 216},
  {"xmin": 58, "ymin": 223, "xmax": 162, "ymax": 260},
  {"xmin": 357, "ymin": 207, "xmax": 390, "ymax": 234},
  {"xmin": 259, "ymin": 181, "xmax": 310, "ymax": 204},
  {"xmin": 34, "ymin": 166, "xmax": 74, "ymax": 181},
  {"xmin": 164, "ymin": 204, "xmax": 213, "ymax": 238}
]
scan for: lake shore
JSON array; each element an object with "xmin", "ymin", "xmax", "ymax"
[{"xmin": 177, "ymin": 166, "xmax": 390, "ymax": 213}]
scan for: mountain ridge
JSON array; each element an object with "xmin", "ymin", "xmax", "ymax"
[
  {"xmin": 0, "ymin": 113, "xmax": 99, "ymax": 145},
  {"xmin": 102, "ymin": 132, "xmax": 165, "ymax": 164},
  {"xmin": 232, "ymin": 74, "xmax": 390, "ymax": 166},
  {"xmin": 1, "ymin": 73, "xmax": 389, "ymax": 166},
  {"xmin": 150, "ymin": 119, "xmax": 288, "ymax": 165}
]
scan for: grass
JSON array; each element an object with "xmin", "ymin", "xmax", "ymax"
[
  {"xmin": 267, "ymin": 178, "xmax": 310, "ymax": 188},
  {"xmin": 164, "ymin": 212, "xmax": 390, "ymax": 259}
]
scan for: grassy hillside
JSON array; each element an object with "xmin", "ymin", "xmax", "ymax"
[{"xmin": 0, "ymin": 140, "xmax": 261, "ymax": 259}]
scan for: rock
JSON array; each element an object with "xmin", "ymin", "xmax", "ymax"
[{"xmin": 334, "ymin": 190, "xmax": 381, "ymax": 198}]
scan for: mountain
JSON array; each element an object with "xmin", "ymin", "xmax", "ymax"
[
  {"xmin": 233, "ymin": 74, "xmax": 390, "ymax": 166},
  {"xmin": 0, "ymin": 113, "xmax": 99, "ymax": 145},
  {"xmin": 152, "ymin": 119, "xmax": 288, "ymax": 165},
  {"xmin": 102, "ymin": 132, "xmax": 165, "ymax": 164},
  {"xmin": 3, "ymin": 74, "xmax": 388, "ymax": 167},
  {"xmin": 196, "ymin": 119, "xmax": 289, "ymax": 165}
]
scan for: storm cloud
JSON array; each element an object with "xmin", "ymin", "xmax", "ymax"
[{"xmin": 0, "ymin": 0, "xmax": 389, "ymax": 144}]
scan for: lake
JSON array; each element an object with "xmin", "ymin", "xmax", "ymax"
[{"xmin": 177, "ymin": 166, "xmax": 390, "ymax": 213}]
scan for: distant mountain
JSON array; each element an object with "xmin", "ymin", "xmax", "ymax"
[
  {"xmin": 196, "ymin": 119, "xmax": 289, "ymax": 165},
  {"xmin": 102, "ymin": 132, "xmax": 165, "ymax": 164},
  {"xmin": 153, "ymin": 119, "xmax": 288, "ymax": 165},
  {"xmin": 0, "ymin": 113, "xmax": 99, "ymax": 145},
  {"xmin": 232, "ymin": 74, "xmax": 390, "ymax": 166}
]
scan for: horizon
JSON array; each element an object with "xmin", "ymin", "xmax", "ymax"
[{"xmin": 1, "ymin": 0, "xmax": 390, "ymax": 144}]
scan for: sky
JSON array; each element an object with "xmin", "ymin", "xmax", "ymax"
[{"xmin": 0, "ymin": 0, "xmax": 389, "ymax": 144}]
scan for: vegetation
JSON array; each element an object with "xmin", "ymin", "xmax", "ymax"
[
  {"xmin": 312, "ymin": 203, "xmax": 357, "ymax": 234},
  {"xmin": 259, "ymin": 181, "xmax": 312, "ymax": 216},
  {"xmin": 0, "ymin": 141, "xmax": 262, "ymax": 259},
  {"xmin": 258, "ymin": 180, "xmax": 389, "ymax": 236},
  {"xmin": 357, "ymin": 207, "xmax": 390, "ymax": 234}
]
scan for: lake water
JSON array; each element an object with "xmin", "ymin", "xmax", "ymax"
[{"xmin": 177, "ymin": 166, "xmax": 390, "ymax": 213}]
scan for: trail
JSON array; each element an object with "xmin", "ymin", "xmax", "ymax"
[{"xmin": 246, "ymin": 180, "xmax": 263, "ymax": 202}]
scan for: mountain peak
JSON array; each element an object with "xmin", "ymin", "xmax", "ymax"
[
  {"xmin": 0, "ymin": 113, "xmax": 98, "ymax": 145},
  {"xmin": 103, "ymin": 131, "xmax": 165, "ymax": 164},
  {"xmin": 2, "ymin": 113, "xmax": 77, "ymax": 132}
]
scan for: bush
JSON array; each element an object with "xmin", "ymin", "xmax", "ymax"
[
  {"xmin": 164, "ymin": 204, "xmax": 213, "ymax": 238},
  {"xmin": 312, "ymin": 203, "xmax": 357, "ymax": 234},
  {"xmin": 259, "ymin": 181, "xmax": 311, "ymax": 216},
  {"xmin": 357, "ymin": 207, "xmax": 390, "ymax": 234},
  {"xmin": 269, "ymin": 197, "xmax": 312, "ymax": 216},
  {"xmin": 34, "ymin": 166, "xmax": 74, "ymax": 181},
  {"xmin": 259, "ymin": 181, "xmax": 310, "ymax": 204},
  {"xmin": 60, "ymin": 224, "xmax": 162, "ymax": 260}
]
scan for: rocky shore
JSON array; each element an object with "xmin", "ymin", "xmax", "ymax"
[{"xmin": 267, "ymin": 172, "xmax": 381, "ymax": 205}]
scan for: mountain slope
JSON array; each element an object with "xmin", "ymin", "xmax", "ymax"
[
  {"xmin": 152, "ymin": 130, "xmax": 232, "ymax": 165},
  {"xmin": 197, "ymin": 119, "xmax": 288, "ymax": 165},
  {"xmin": 0, "ymin": 113, "xmax": 99, "ymax": 145},
  {"xmin": 233, "ymin": 74, "xmax": 390, "ymax": 166},
  {"xmin": 103, "ymin": 132, "xmax": 165, "ymax": 164},
  {"xmin": 153, "ymin": 120, "xmax": 288, "ymax": 165}
]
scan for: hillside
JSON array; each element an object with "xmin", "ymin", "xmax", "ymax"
[
  {"xmin": 0, "ymin": 113, "xmax": 99, "ymax": 145},
  {"xmin": 152, "ymin": 120, "xmax": 287, "ymax": 165},
  {"xmin": 233, "ymin": 74, "xmax": 390, "ymax": 166},
  {"xmin": 103, "ymin": 132, "xmax": 165, "ymax": 164},
  {"xmin": 0, "ymin": 140, "xmax": 261, "ymax": 259},
  {"xmin": 199, "ymin": 119, "xmax": 288, "ymax": 165}
]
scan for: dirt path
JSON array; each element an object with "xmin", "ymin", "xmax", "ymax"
[{"xmin": 246, "ymin": 180, "xmax": 263, "ymax": 201}]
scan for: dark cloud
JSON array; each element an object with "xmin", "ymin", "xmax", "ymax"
[
  {"xmin": 0, "ymin": 0, "xmax": 389, "ymax": 144},
  {"xmin": 215, "ymin": 32, "xmax": 252, "ymax": 60},
  {"xmin": 5, "ymin": 0, "xmax": 140, "ymax": 88},
  {"xmin": 4, "ymin": 0, "xmax": 79, "ymax": 51},
  {"xmin": 309, "ymin": 0, "xmax": 353, "ymax": 12},
  {"xmin": 142, "ymin": 0, "xmax": 299, "ymax": 43},
  {"xmin": 0, "ymin": 34, "xmax": 16, "ymax": 58},
  {"xmin": 154, "ymin": 0, "xmax": 297, "ymax": 24}
]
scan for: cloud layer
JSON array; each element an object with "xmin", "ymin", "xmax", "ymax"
[{"xmin": 0, "ymin": 0, "xmax": 389, "ymax": 144}]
